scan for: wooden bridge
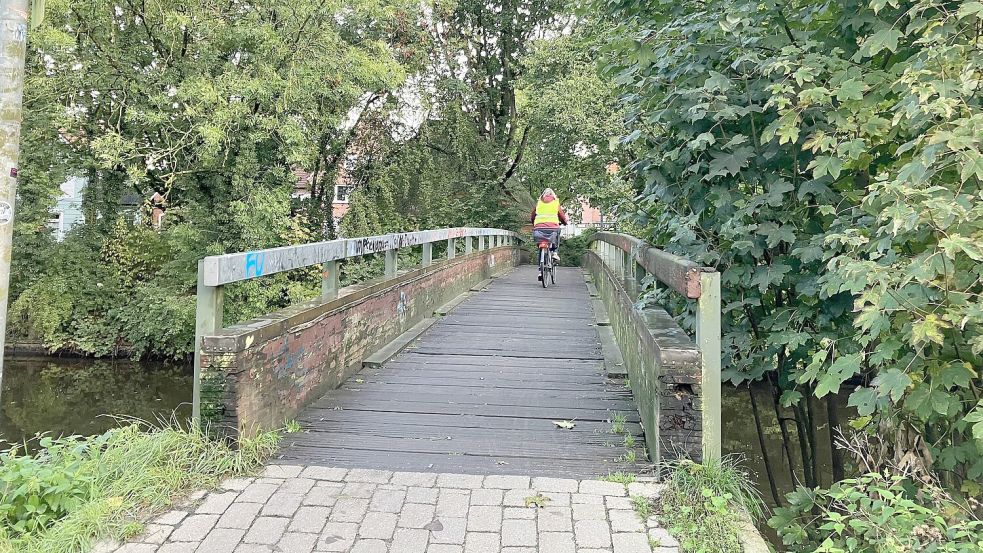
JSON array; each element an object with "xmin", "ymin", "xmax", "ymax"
[{"xmin": 193, "ymin": 228, "xmax": 719, "ymax": 479}]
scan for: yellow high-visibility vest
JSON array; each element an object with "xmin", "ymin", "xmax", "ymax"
[{"xmin": 534, "ymin": 199, "xmax": 560, "ymax": 225}]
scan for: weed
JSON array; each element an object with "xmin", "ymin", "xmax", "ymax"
[
  {"xmin": 602, "ymin": 472, "xmax": 636, "ymax": 485},
  {"xmin": 632, "ymin": 495, "xmax": 653, "ymax": 520},
  {"xmin": 284, "ymin": 420, "xmax": 302, "ymax": 433},
  {"xmin": 611, "ymin": 413, "xmax": 626, "ymax": 434},
  {"xmin": 524, "ymin": 494, "xmax": 551, "ymax": 508},
  {"xmin": 649, "ymin": 536, "xmax": 661, "ymax": 549},
  {"xmin": 623, "ymin": 434, "xmax": 636, "ymax": 448},
  {"xmin": 617, "ymin": 449, "xmax": 637, "ymax": 464}
]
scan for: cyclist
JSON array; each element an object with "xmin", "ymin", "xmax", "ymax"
[{"xmin": 530, "ymin": 188, "xmax": 569, "ymax": 281}]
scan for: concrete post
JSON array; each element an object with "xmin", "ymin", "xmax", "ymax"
[
  {"xmin": 193, "ymin": 260, "xmax": 225, "ymax": 424},
  {"xmin": 0, "ymin": 0, "xmax": 30, "ymax": 394},
  {"xmin": 465, "ymin": 236, "xmax": 473, "ymax": 255},
  {"xmin": 447, "ymin": 238, "xmax": 455, "ymax": 259},
  {"xmin": 321, "ymin": 260, "xmax": 339, "ymax": 300},
  {"xmin": 422, "ymin": 242, "xmax": 432, "ymax": 267},
  {"xmin": 385, "ymin": 249, "xmax": 397, "ymax": 278},
  {"xmin": 696, "ymin": 271, "xmax": 721, "ymax": 461}
]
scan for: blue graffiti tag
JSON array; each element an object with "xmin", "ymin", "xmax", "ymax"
[{"xmin": 245, "ymin": 252, "xmax": 266, "ymax": 278}]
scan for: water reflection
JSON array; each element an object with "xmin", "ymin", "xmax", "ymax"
[{"xmin": 0, "ymin": 357, "xmax": 192, "ymax": 448}]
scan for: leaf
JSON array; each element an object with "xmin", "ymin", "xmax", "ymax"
[
  {"xmin": 780, "ymin": 390, "xmax": 804, "ymax": 407},
  {"xmin": 861, "ymin": 29, "xmax": 904, "ymax": 57},
  {"xmin": 816, "ymin": 354, "xmax": 861, "ymax": 398},
  {"xmin": 848, "ymin": 387, "xmax": 878, "ymax": 416},
  {"xmin": 957, "ymin": 1, "xmax": 983, "ymax": 19},
  {"xmin": 872, "ymin": 369, "xmax": 911, "ymax": 403},
  {"xmin": 960, "ymin": 150, "xmax": 983, "ymax": 183},
  {"xmin": 552, "ymin": 420, "xmax": 576, "ymax": 430},
  {"xmin": 810, "ymin": 155, "xmax": 843, "ymax": 179},
  {"xmin": 911, "ymin": 314, "xmax": 948, "ymax": 346},
  {"xmin": 834, "ymin": 79, "xmax": 865, "ymax": 101}
]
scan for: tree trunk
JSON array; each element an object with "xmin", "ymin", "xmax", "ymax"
[
  {"xmin": 805, "ymin": 393, "xmax": 821, "ymax": 487},
  {"xmin": 749, "ymin": 385, "xmax": 784, "ymax": 506},
  {"xmin": 826, "ymin": 394, "xmax": 845, "ymax": 482},
  {"xmin": 793, "ymin": 402, "xmax": 816, "ymax": 488}
]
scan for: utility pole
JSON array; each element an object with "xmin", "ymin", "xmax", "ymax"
[{"xmin": 0, "ymin": 0, "xmax": 30, "ymax": 394}]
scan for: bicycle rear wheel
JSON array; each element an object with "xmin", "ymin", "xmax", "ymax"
[{"xmin": 539, "ymin": 248, "xmax": 548, "ymax": 288}]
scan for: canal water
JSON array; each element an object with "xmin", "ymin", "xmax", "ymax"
[{"xmin": 1, "ymin": 356, "xmax": 841, "ymax": 512}]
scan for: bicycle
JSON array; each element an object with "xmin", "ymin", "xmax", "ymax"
[{"xmin": 537, "ymin": 239, "xmax": 556, "ymax": 288}]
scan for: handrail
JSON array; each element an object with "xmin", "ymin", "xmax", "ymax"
[
  {"xmin": 587, "ymin": 232, "xmax": 721, "ymax": 461},
  {"xmin": 192, "ymin": 227, "xmax": 522, "ymax": 421}
]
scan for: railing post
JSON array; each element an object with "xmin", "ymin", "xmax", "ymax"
[
  {"xmin": 193, "ymin": 259, "xmax": 224, "ymax": 424},
  {"xmin": 447, "ymin": 238, "xmax": 456, "ymax": 259},
  {"xmin": 321, "ymin": 260, "xmax": 339, "ymax": 299},
  {"xmin": 385, "ymin": 248, "xmax": 397, "ymax": 278},
  {"xmin": 465, "ymin": 236, "xmax": 473, "ymax": 255},
  {"xmin": 422, "ymin": 242, "xmax": 433, "ymax": 267},
  {"xmin": 696, "ymin": 270, "xmax": 721, "ymax": 461}
]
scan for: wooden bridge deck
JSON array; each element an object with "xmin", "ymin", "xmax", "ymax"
[{"xmin": 276, "ymin": 265, "xmax": 645, "ymax": 478}]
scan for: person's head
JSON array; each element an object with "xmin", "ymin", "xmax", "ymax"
[{"xmin": 541, "ymin": 188, "xmax": 556, "ymax": 201}]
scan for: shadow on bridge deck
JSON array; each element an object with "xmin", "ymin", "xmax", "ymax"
[{"xmin": 275, "ymin": 265, "xmax": 646, "ymax": 478}]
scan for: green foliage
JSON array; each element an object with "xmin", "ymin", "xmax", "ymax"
[
  {"xmin": 602, "ymin": 471, "xmax": 636, "ymax": 484},
  {"xmin": 658, "ymin": 458, "xmax": 763, "ymax": 553},
  {"xmin": 0, "ymin": 423, "xmax": 279, "ymax": 552},
  {"xmin": 597, "ymin": 0, "xmax": 983, "ymax": 491},
  {"xmin": 770, "ymin": 472, "xmax": 983, "ymax": 552}
]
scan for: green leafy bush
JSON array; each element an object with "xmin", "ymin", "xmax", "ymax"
[
  {"xmin": 770, "ymin": 472, "xmax": 983, "ymax": 552},
  {"xmin": 657, "ymin": 458, "xmax": 763, "ymax": 553}
]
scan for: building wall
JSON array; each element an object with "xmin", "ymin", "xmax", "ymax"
[{"xmin": 199, "ymin": 246, "xmax": 520, "ymax": 439}]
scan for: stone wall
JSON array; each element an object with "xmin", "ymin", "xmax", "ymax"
[
  {"xmin": 199, "ymin": 247, "xmax": 519, "ymax": 439},
  {"xmin": 583, "ymin": 251, "xmax": 704, "ymax": 463}
]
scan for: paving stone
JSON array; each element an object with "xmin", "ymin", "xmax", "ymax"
[
  {"xmin": 399, "ymin": 502, "xmax": 437, "ymax": 528},
  {"xmin": 115, "ymin": 544, "xmax": 157, "ymax": 553},
  {"xmin": 318, "ymin": 522, "xmax": 358, "ymax": 551},
  {"xmin": 483, "ymin": 475, "xmax": 530, "ymax": 489},
  {"xmin": 139, "ymin": 523, "xmax": 173, "ymax": 544},
  {"xmin": 464, "ymin": 532, "xmax": 499, "ymax": 553},
  {"xmin": 607, "ymin": 496, "xmax": 633, "ymax": 510},
  {"xmin": 304, "ymin": 483, "xmax": 344, "ymax": 506},
  {"xmin": 627, "ymin": 483, "xmax": 661, "ymax": 498},
  {"xmin": 243, "ymin": 516, "xmax": 289, "ymax": 545},
  {"xmin": 652, "ymin": 548, "xmax": 679, "ymax": 553},
  {"xmin": 501, "ymin": 519, "xmax": 536, "ymax": 546},
  {"xmin": 153, "ymin": 510, "xmax": 189, "ymax": 526},
  {"xmin": 572, "ymin": 503, "xmax": 607, "ymax": 521},
  {"xmin": 538, "ymin": 507, "xmax": 572, "ymax": 532},
  {"xmin": 280, "ymin": 478, "xmax": 316, "ymax": 494},
  {"xmin": 436, "ymin": 473, "xmax": 484, "ymax": 489},
  {"xmin": 532, "ymin": 478, "xmax": 579, "ymax": 493},
  {"xmin": 408, "ymin": 486, "xmax": 441, "ymax": 505},
  {"xmin": 237, "ymin": 483, "xmax": 279, "ymax": 504},
  {"xmin": 613, "ymin": 532, "xmax": 653, "ymax": 553},
  {"xmin": 503, "ymin": 489, "xmax": 533, "ymax": 507},
  {"xmin": 219, "ymin": 502, "xmax": 263, "ymax": 529},
  {"xmin": 198, "ymin": 492, "xmax": 240, "ymax": 514},
  {"xmin": 428, "ymin": 546, "xmax": 464, "ymax": 553},
  {"xmin": 538, "ymin": 532, "xmax": 575, "ymax": 553},
  {"xmin": 263, "ymin": 465, "xmax": 303, "ymax": 478},
  {"xmin": 645, "ymin": 515, "xmax": 661, "ymax": 529},
  {"xmin": 371, "ymin": 487, "xmax": 408, "ymax": 513},
  {"xmin": 233, "ymin": 545, "xmax": 272, "ymax": 553},
  {"xmin": 429, "ymin": 517, "xmax": 467, "ymax": 544},
  {"xmin": 261, "ymin": 492, "xmax": 304, "ymax": 517},
  {"xmin": 198, "ymin": 527, "xmax": 246, "ymax": 553},
  {"xmin": 330, "ymin": 498, "xmax": 370, "ymax": 522},
  {"xmin": 92, "ymin": 538, "xmax": 120, "ymax": 553},
  {"xmin": 579, "ymin": 550, "xmax": 610, "ymax": 553},
  {"xmin": 575, "ymin": 520, "xmax": 612, "ymax": 548},
  {"xmin": 392, "ymin": 471, "xmax": 438, "ymax": 487},
  {"xmin": 647, "ymin": 528, "xmax": 679, "ymax": 548},
  {"xmin": 470, "ymin": 489, "xmax": 504, "ymax": 506},
  {"xmin": 254, "ymin": 478, "xmax": 285, "ymax": 486},
  {"xmin": 344, "ymin": 482, "xmax": 379, "ymax": 498},
  {"xmin": 503, "ymin": 507, "xmax": 535, "ymax": 520},
  {"xmin": 502, "ymin": 549, "xmax": 536, "ymax": 553},
  {"xmin": 466, "ymin": 506, "xmax": 502, "ymax": 532},
  {"xmin": 221, "ymin": 478, "xmax": 255, "ymax": 491},
  {"xmin": 610, "ymin": 510, "xmax": 644, "ymax": 532},
  {"xmin": 277, "ymin": 532, "xmax": 318, "ymax": 553},
  {"xmin": 157, "ymin": 543, "xmax": 197, "ymax": 553},
  {"xmin": 359, "ymin": 512, "xmax": 398, "ymax": 539},
  {"xmin": 157, "ymin": 541, "xmax": 198, "ymax": 553},
  {"xmin": 169, "ymin": 514, "xmax": 219, "ymax": 542},
  {"xmin": 300, "ymin": 467, "xmax": 348, "ymax": 481},
  {"xmin": 391, "ymin": 528, "xmax": 430, "ymax": 553},
  {"xmin": 346, "ymin": 469, "xmax": 392, "ymax": 484},
  {"xmin": 289, "ymin": 506, "xmax": 331, "ymax": 533},
  {"xmin": 435, "ymin": 489, "xmax": 469, "ymax": 515},
  {"xmin": 570, "ymin": 493, "xmax": 605, "ymax": 505},
  {"xmin": 543, "ymin": 492, "xmax": 570, "ymax": 506},
  {"xmin": 351, "ymin": 539, "xmax": 389, "ymax": 553},
  {"xmin": 579, "ymin": 481, "xmax": 626, "ymax": 496}
]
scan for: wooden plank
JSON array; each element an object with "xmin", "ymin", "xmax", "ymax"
[{"xmin": 362, "ymin": 317, "xmax": 438, "ymax": 369}]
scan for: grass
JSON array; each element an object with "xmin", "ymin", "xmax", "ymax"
[
  {"xmin": 602, "ymin": 472, "xmax": 636, "ymax": 484},
  {"xmin": 0, "ymin": 420, "xmax": 279, "ymax": 553},
  {"xmin": 656, "ymin": 456, "xmax": 763, "ymax": 553},
  {"xmin": 631, "ymin": 495, "xmax": 653, "ymax": 519},
  {"xmin": 284, "ymin": 420, "xmax": 303, "ymax": 433},
  {"xmin": 611, "ymin": 413, "xmax": 626, "ymax": 434},
  {"xmin": 623, "ymin": 434, "xmax": 636, "ymax": 448},
  {"xmin": 617, "ymin": 449, "xmax": 637, "ymax": 464}
]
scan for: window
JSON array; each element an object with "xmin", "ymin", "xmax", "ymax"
[{"xmin": 334, "ymin": 185, "xmax": 352, "ymax": 203}]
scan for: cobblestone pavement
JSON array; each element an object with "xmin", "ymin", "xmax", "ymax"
[{"xmin": 108, "ymin": 466, "xmax": 681, "ymax": 553}]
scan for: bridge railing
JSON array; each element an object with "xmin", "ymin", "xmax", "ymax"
[
  {"xmin": 585, "ymin": 232, "xmax": 720, "ymax": 464},
  {"xmin": 192, "ymin": 227, "xmax": 522, "ymax": 424}
]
